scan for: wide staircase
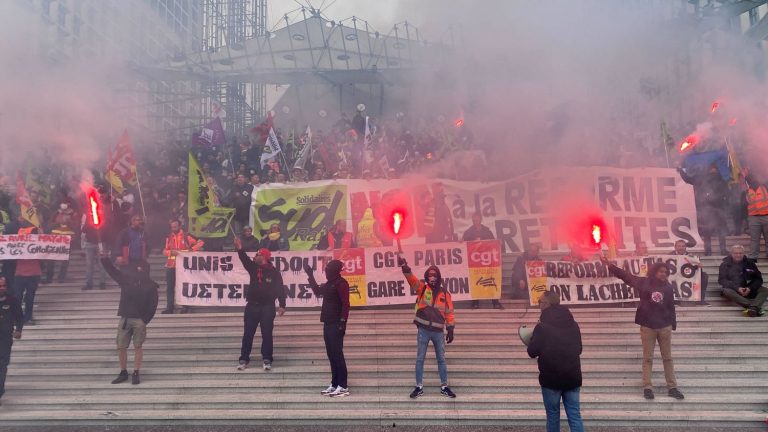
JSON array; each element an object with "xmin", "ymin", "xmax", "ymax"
[{"xmin": 2, "ymin": 236, "xmax": 768, "ymax": 429}]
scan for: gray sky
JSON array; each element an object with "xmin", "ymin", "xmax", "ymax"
[{"xmin": 268, "ymin": 0, "xmax": 412, "ymax": 33}]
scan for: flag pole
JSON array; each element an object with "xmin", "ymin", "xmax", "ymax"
[{"xmin": 134, "ymin": 171, "xmax": 148, "ymax": 221}]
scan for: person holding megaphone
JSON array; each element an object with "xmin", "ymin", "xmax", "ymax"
[{"xmin": 525, "ymin": 291, "xmax": 584, "ymax": 432}]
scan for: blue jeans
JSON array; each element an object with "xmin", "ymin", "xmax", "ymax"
[
  {"xmin": 541, "ymin": 386, "xmax": 584, "ymax": 432},
  {"xmin": 14, "ymin": 276, "xmax": 40, "ymax": 323},
  {"xmin": 415, "ymin": 327, "xmax": 448, "ymax": 386}
]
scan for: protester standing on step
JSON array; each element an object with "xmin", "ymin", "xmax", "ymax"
[
  {"xmin": 399, "ymin": 257, "xmax": 457, "ymax": 399},
  {"xmin": 463, "ymin": 212, "xmax": 503, "ymax": 310},
  {"xmin": 116, "ymin": 215, "xmax": 147, "ymax": 267},
  {"xmin": 0, "ymin": 277, "xmax": 23, "ymax": 405},
  {"xmin": 671, "ymin": 240, "xmax": 709, "ymax": 305},
  {"xmin": 14, "ymin": 223, "xmax": 42, "ymax": 325},
  {"xmin": 234, "ymin": 237, "xmax": 286, "ymax": 371},
  {"xmin": 162, "ymin": 219, "xmax": 204, "ymax": 314},
  {"xmin": 81, "ymin": 213, "xmax": 106, "ymax": 290},
  {"xmin": 527, "ymin": 291, "xmax": 584, "ymax": 432},
  {"xmin": 600, "ymin": 256, "xmax": 684, "ymax": 400},
  {"xmin": 745, "ymin": 172, "xmax": 768, "ymax": 262},
  {"xmin": 303, "ymin": 259, "xmax": 350, "ymax": 397},
  {"xmin": 718, "ymin": 244, "xmax": 768, "ymax": 317},
  {"xmin": 101, "ymin": 255, "xmax": 159, "ymax": 385}
]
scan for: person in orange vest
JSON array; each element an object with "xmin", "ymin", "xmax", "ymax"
[
  {"xmin": 316, "ymin": 220, "xmax": 356, "ymax": 250},
  {"xmin": 746, "ymin": 173, "xmax": 768, "ymax": 262},
  {"xmin": 398, "ymin": 256, "xmax": 456, "ymax": 399},
  {"xmin": 161, "ymin": 219, "xmax": 204, "ymax": 314}
]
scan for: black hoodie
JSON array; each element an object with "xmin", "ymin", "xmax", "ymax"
[
  {"xmin": 307, "ymin": 260, "xmax": 350, "ymax": 323},
  {"xmin": 527, "ymin": 304, "xmax": 582, "ymax": 391}
]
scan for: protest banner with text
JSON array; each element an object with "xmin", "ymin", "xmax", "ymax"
[
  {"xmin": 175, "ymin": 240, "xmax": 502, "ymax": 307},
  {"xmin": 525, "ymin": 255, "xmax": 703, "ymax": 306},
  {"xmin": 251, "ymin": 167, "xmax": 702, "ymax": 253},
  {"xmin": 0, "ymin": 234, "xmax": 71, "ymax": 260}
]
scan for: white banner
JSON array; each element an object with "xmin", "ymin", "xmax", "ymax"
[
  {"xmin": 0, "ymin": 234, "xmax": 71, "ymax": 260},
  {"xmin": 251, "ymin": 167, "xmax": 702, "ymax": 254},
  {"xmin": 175, "ymin": 241, "xmax": 502, "ymax": 307},
  {"xmin": 525, "ymin": 255, "xmax": 703, "ymax": 305}
]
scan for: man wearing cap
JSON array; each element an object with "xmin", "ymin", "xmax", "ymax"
[
  {"xmin": 527, "ymin": 291, "xmax": 584, "ymax": 432},
  {"xmin": 234, "ymin": 237, "xmax": 286, "ymax": 371}
]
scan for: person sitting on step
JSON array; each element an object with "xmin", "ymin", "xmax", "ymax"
[{"xmin": 718, "ymin": 244, "xmax": 768, "ymax": 317}]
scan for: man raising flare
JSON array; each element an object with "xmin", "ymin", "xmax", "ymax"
[
  {"xmin": 101, "ymin": 256, "xmax": 159, "ymax": 385},
  {"xmin": 600, "ymin": 256, "xmax": 683, "ymax": 400},
  {"xmin": 399, "ymin": 257, "xmax": 456, "ymax": 399},
  {"xmin": 303, "ymin": 259, "xmax": 350, "ymax": 397},
  {"xmin": 234, "ymin": 238, "xmax": 286, "ymax": 371}
]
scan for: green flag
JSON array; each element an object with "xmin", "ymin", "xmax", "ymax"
[{"xmin": 188, "ymin": 152, "xmax": 235, "ymax": 238}]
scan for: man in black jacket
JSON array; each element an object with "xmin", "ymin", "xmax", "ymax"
[
  {"xmin": 718, "ymin": 244, "xmax": 768, "ymax": 317},
  {"xmin": 229, "ymin": 174, "xmax": 253, "ymax": 237},
  {"xmin": 510, "ymin": 245, "xmax": 541, "ymax": 299},
  {"xmin": 240, "ymin": 226, "xmax": 261, "ymax": 252},
  {"xmin": 464, "ymin": 213, "xmax": 503, "ymax": 310},
  {"xmin": 0, "ymin": 277, "xmax": 23, "ymax": 404},
  {"xmin": 527, "ymin": 291, "xmax": 583, "ymax": 432},
  {"xmin": 234, "ymin": 239, "xmax": 286, "ymax": 371},
  {"xmin": 601, "ymin": 256, "xmax": 683, "ymax": 400},
  {"xmin": 304, "ymin": 259, "xmax": 351, "ymax": 397},
  {"xmin": 101, "ymin": 257, "xmax": 159, "ymax": 385}
]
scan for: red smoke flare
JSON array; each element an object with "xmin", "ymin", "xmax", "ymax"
[
  {"xmin": 679, "ymin": 135, "xmax": 698, "ymax": 153},
  {"xmin": 455, "ymin": 118, "xmax": 464, "ymax": 128},
  {"xmin": 711, "ymin": 101, "xmax": 720, "ymax": 113},
  {"xmin": 591, "ymin": 224, "xmax": 602, "ymax": 245},
  {"xmin": 88, "ymin": 191, "xmax": 100, "ymax": 226},
  {"xmin": 392, "ymin": 211, "xmax": 403, "ymax": 235}
]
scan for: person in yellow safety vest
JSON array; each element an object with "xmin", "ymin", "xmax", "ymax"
[
  {"xmin": 746, "ymin": 173, "xmax": 768, "ymax": 262},
  {"xmin": 161, "ymin": 219, "xmax": 204, "ymax": 314},
  {"xmin": 356, "ymin": 208, "xmax": 382, "ymax": 248},
  {"xmin": 398, "ymin": 256, "xmax": 456, "ymax": 400},
  {"xmin": 45, "ymin": 203, "xmax": 76, "ymax": 284}
]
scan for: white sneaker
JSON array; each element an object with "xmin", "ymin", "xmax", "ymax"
[
  {"xmin": 329, "ymin": 386, "xmax": 349, "ymax": 397},
  {"xmin": 236, "ymin": 361, "xmax": 248, "ymax": 371},
  {"xmin": 263, "ymin": 360, "xmax": 272, "ymax": 371},
  {"xmin": 321, "ymin": 385, "xmax": 336, "ymax": 396}
]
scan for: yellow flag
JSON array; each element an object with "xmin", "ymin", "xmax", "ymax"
[
  {"xmin": 16, "ymin": 173, "xmax": 40, "ymax": 227},
  {"xmin": 188, "ymin": 152, "xmax": 235, "ymax": 238}
]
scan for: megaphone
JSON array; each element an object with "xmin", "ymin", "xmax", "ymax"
[{"xmin": 518, "ymin": 324, "xmax": 534, "ymax": 347}]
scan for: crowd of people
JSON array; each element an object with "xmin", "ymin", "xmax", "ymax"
[{"xmin": 1, "ymin": 111, "xmax": 768, "ymax": 430}]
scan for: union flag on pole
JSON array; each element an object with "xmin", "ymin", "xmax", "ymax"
[
  {"xmin": 106, "ymin": 130, "xmax": 138, "ymax": 194},
  {"xmin": 16, "ymin": 173, "xmax": 40, "ymax": 228}
]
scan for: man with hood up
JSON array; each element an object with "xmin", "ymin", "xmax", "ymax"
[
  {"xmin": 601, "ymin": 256, "xmax": 684, "ymax": 400},
  {"xmin": 303, "ymin": 259, "xmax": 351, "ymax": 397},
  {"xmin": 398, "ymin": 257, "xmax": 456, "ymax": 399},
  {"xmin": 101, "ymin": 256, "xmax": 159, "ymax": 385},
  {"xmin": 234, "ymin": 238, "xmax": 286, "ymax": 371},
  {"xmin": 527, "ymin": 291, "xmax": 584, "ymax": 432}
]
